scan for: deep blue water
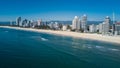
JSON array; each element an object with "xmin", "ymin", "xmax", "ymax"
[{"xmin": 0, "ymin": 28, "xmax": 120, "ymax": 68}]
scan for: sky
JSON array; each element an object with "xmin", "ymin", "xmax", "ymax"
[{"xmin": 0, "ymin": 0, "xmax": 120, "ymax": 21}]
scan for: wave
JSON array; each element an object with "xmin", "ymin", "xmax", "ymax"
[
  {"xmin": 95, "ymin": 46, "xmax": 104, "ymax": 49},
  {"xmin": 72, "ymin": 44, "xmax": 93, "ymax": 50},
  {"xmin": 95, "ymin": 45, "xmax": 120, "ymax": 52},
  {"xmin": 41, "ymin": 37, "xmax": 48, "ymax": 41},
  {"xmin": 108, "ymin": 48, "xmax": 120, "ymax": 51},
  {"xmin": 30, "ymin": 36, "xmax": 48, "ymax": 41}
]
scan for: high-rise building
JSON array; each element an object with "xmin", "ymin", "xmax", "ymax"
[
  {"xmin": 102, "ymin": 22, "xmax": 108, "ymax": 34},
  {"xmin": 27, "ymin": 21, "xmax": 31, "ymax": 27},
  {"xmin": 49, "ymin": 22, "xmax": 54, "ymax": 29},
  {"xmin": 105, "ymin": 16, "xmax": 111, "ymax": 24},
  {"xmin": 72, "ymin": 16, "xmax": 80, "ymax": 30},
  {"xmin": 37, "ymin": 19, "xmax": 42, "ymax": 26},
  {"xmin": 104, "ymin": 16, "xmax": 111, "ymax": 33},
  {"xmin": 16, "ymin": 17, "xmax": 21, "ymax": 26},
  {"xmin": 81, "ymin": 14, "xmax": 87, "ymax": 32},
  {"xmin": 22, "ymin": 19, "xmax": 28, "ymax": 27},
  {"xmin": 54, "ymin": 22, "xmax": 59, "ymax": 30},
  {"xmin": 99, "ymin": 23, "xmax": 103, "ymax": 33},
  {"xmin": 115, "ymin": 22, "xmax": 120, "ymax": 35},
  {"xmin": 89, "ymin": 24, "xmax": 97, "ymax": 33},
  {"xmin": 99, "ymin": 16, "xmax": 111, "ymax": 35}
]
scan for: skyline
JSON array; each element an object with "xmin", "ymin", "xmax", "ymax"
[{"xmin": 0, "ymin": 0, "xmax": 120, "ymax": 21}]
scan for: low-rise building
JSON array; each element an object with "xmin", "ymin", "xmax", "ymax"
[{"xmin": 62, "ymin": 25, "xmax": 67, "ymax": 31}]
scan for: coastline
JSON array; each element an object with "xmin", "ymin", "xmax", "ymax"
[{"xmin": 0, "ymin": 26, "xmax": 120, "ymax": 44}]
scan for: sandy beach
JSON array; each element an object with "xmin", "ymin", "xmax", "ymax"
[{"xmin": 0, "ymin": 26, "xmax": 120, "ymax": 44}]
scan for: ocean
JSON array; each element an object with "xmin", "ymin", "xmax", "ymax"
[{"xmin": 0, "ymin": 27, "xmax": 120, "ymax": 68}]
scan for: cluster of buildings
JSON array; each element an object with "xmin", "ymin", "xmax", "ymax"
[
  {"xmin": 71, "ymin": 14, "xmax": 120, "ymax": 35},
  {"xmin": 48, "ymin": 22, "xmax": 62, "ymax": 30},
  {"xmin": 15, "ymin": 17, "xmax": 42, "ymax": 28},
  {"xmin": 89, "ymin": 16, "xmax": 120, "ymax": 35},
  {"xmin": 88, "ymin": 16, "xmax": 111, "ymax": 34},
  {"xmin": 10, "ymin": 17, "xmax": 63, "ymax": 30},
  {"xmin": 98, "ymin": 16, "xmax": 111, "ymax": 35},
  {"xmin": 10, "ymin": 14, "xmax": 120, "ymax": 35},
  {"xmin": 72, "ymin": 14, "xmax": 87, "ymax": 32}
]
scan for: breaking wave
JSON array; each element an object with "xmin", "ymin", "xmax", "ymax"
[
  {"xmin": 108, "ymin": 48, "xmax": 120, "ymax": 51},
  {"xmin": 30, "ymin": 36, "xmax": 48, "ymax": 41},
  {"xmin": 41, "ymin": 37, "xmax": 48, "ymax": 41}
]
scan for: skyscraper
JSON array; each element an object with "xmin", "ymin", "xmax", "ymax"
[
  {"xmin": 16, "ymin": 17, "xmax": 21, "ymax": 26},
  {"xmin": 102, "ymin": 16, "xmax": 111, "ymax": 35},
  {"xmin": 89, "ymin": 24, "xmax": 97, "ymax": 33},
  {"xmin": 49, "ymin": 22, "xmax": 54, "ymax": 29},
  {"xmin": 54, "ymin": 22, "xmax": 59, "ymax": 30},
  {"xmin": 22, "ymin": 19, "xmax": 28, "ymax": 27},
  {"xmin": 37, "ymin": 19, "xmax": 42, "ymax": 26},
  {"xmin": 81, "ymin": 14, "xmax": 87, "ymax": 32},
  {"xmin": 115, "ymin": 22, "xmax": 120, "ymax": 35},
  {"xmin": 98, "ymin": 16, "xmax": 111, "ymax": 35},
  {"xmin": 72, "ymin": 16, "xmax": 80, "ymax": 30},
  {"xmin": 105, "ymin": 16, "xmax": 110, "ymax": 32},
  {"xmin": 99, "ymin": 23, "xmax": 103, "ymax": 33},
  {"xmin": 105, "ymin": 16, "xmax": 111, "ymax": 24}
]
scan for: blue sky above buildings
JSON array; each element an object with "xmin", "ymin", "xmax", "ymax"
[{"xmin": 0, "ymin": 0, "xmax": 120, "ymax": 21}]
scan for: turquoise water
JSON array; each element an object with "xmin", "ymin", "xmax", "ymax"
[{"xmin": 0, "ymin": 28, "xmax": 120, "ymax": 68}]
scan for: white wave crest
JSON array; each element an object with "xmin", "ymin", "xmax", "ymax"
[
  {"xmin": 95, "ymin": 46, "xmax": 104, "ymax": 49},
  {"xmin": 41, "ymin": 37, "xmax": 48, "ymax": 41},
  {"xmin": 108, "ymin": 48, "xmax": 120, "ymax": 51}
]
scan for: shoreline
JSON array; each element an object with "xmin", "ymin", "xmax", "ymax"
[{"xmin": 0, "ymin": 26, "xmax": 120, "ymax": 44}]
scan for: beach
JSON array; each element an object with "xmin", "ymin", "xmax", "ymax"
[{"xmin": 0, "ymin": 26, "xmax": 120, "ymax": 44}]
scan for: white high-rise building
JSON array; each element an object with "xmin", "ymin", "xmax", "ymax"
[
  {"xmin": 105, "ymin": 16, "xmax": 111, "ymax": 24},
  {"xmin": 115, "ymin": 22, "xmax": 120, "ymax": 35},
  {"xmin": 102, "ymin": 22, "xmax": 108, "ymax": 34},
  {"xmin": 72, "ymin": 16, "xmax": 80, "ymax": 30},
  {"xmin": 54, "ymin": 22, "xmax": 59, "ymax": 30},
  {"xmin": 103, "ymin": 16, "xmax": 110, "ymax": 34},
  {"xmin": 89, "ymin": 24, "xmax": 96, "ymax": 33},
  {"xmin": 37, "ymin": 19, "xmax": 42, "ymax": 26},
  {"xmin": 98, "ymin": 16, "xmax": 111, "ymax": 34},
  {"xmin": 16, "ymin": 17, "xmax": 21, "ymax": 26},
  {"xmin": 81, "ymin": 14, "xmax": 87, "ymax": 32},
  {"xmin": 49, "ymin": 22, "xmax": 54, "ymax": 29},
  {"xmin": 99, "ymin": 23, "xmax": 103, "ymax": 33}
]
